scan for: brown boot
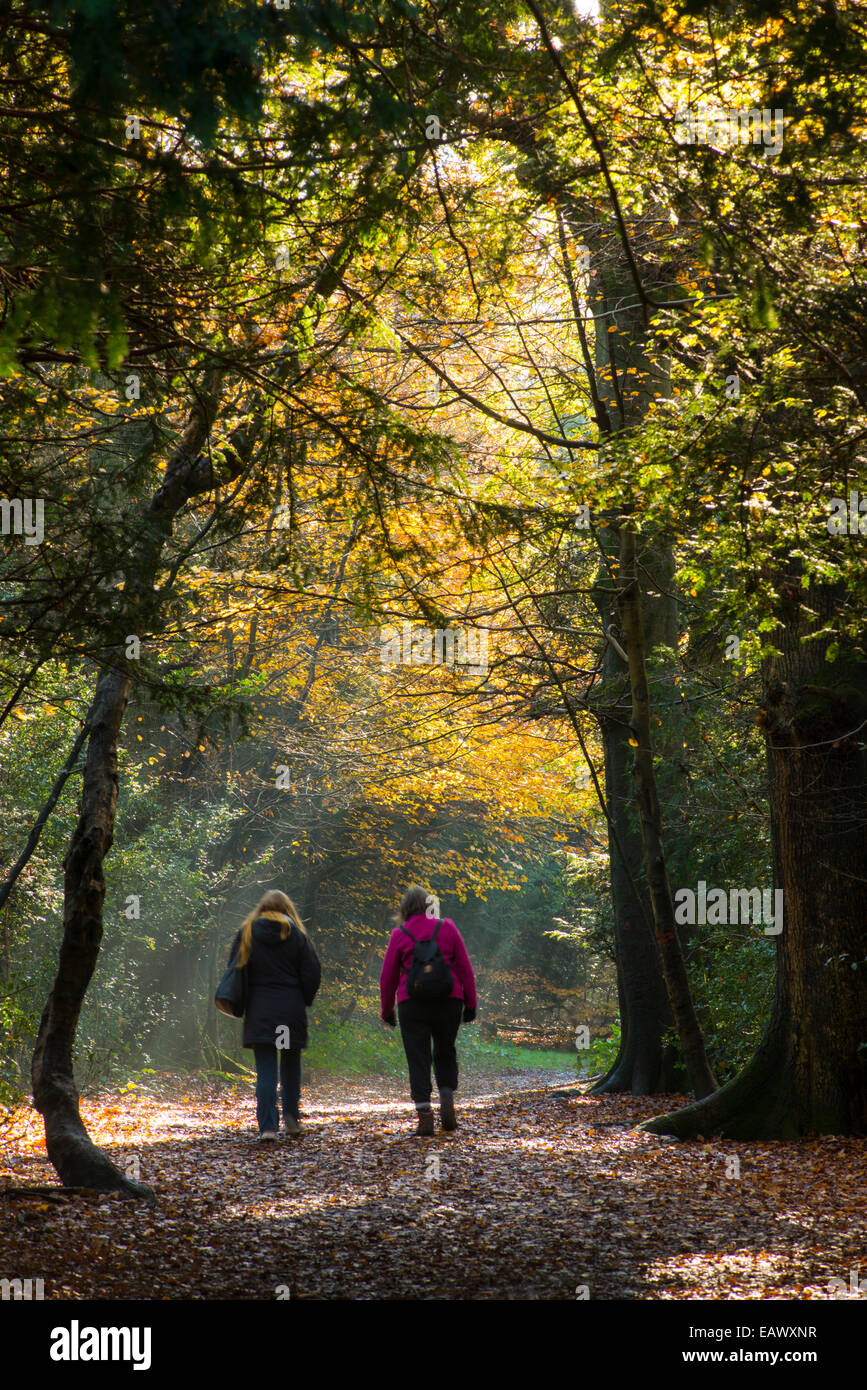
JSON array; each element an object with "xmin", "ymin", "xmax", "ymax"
[
  {"xmin": 415, "ymin": 1107, "xmax": 435, "ymax": 1136},
  {"xmin": 439, "ymin": 1089, "xmax": 457, "ymax": 1132}
]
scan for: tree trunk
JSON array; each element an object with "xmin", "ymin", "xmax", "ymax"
[
  {"xmin": 31, "ymin": 666, "xmax": 155, "ymax": 1199},
  {"xmin": 617, "ymin": 525, "xmax": 717, "ymax": 1099},
  {"xmin": 589, "ymin": 541, "xmax": 684, "ymax": 1093},
  {"xmin": 582, "ymin": 214, "xmax": 688, "ymax": 1094},
  {"xmin": 642, "ymin": 578, "xmax": 867, "ymax": 1137},
  {"xmin": 500, "ymin": 127, "xmax": 687, "ymax": 1093}
]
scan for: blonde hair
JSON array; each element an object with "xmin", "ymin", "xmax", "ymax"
[{"xmin": 236, "ymin": 890, "xmax": 307, "ymax": 967}]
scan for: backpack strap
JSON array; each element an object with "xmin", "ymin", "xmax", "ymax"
[
  {"xmin": 397, "ymin": 922, "xmax": 416, "ymax": 971},
  {"xmin": 398, "ymin": 920, "xmax": 441, "ymax": 943}
]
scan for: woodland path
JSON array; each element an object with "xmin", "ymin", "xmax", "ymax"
[{"xmin": 2, "ymin": 1071, "xmax": 864, "ymax": 1300}]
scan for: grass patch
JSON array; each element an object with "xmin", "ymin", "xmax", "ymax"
[{"xmin": 304, "ymin": 1009, "xmax": 584, "ymax": 1080}]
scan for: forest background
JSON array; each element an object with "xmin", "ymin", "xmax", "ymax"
[{"xmin": 1, "ymin": 0, "xmax": 865, "ymax": 1194}]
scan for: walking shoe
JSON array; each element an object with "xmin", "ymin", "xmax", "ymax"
[
  {"xmin": 415, "ymin": 1109, "xmax": 435, "ymax": 1136},
  {"xmin": 439, "ymin": 1092, "xmax": 457, "ymax": 1132},
  {"xmin": 284, "ymin": 1116, "xmax": 302, "ymax": 1137},
  {"xmin": 258, "ymin": 1131, "xmax": 278, "ymax": 1142}
]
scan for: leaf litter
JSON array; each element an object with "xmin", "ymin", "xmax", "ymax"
[{"xmin": 1, "ymin": 1071, "xmax": 865, "ymax": 1300}]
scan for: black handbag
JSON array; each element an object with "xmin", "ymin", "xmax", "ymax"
[{"xmin": 215, "ymin": 942, "xmax": 248, "ymax": 1019}]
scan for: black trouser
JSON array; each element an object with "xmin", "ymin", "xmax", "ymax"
[{"xmin": 397, "ymin": 997, "xmax": 464, "ymax": 1104}]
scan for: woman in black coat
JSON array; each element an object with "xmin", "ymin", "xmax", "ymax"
[{"xmin": 226, "ymin": 890, "xmax": 321, "ymax": 1140}]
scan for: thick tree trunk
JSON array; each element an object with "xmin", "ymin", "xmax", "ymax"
[{"xmin": 642, "ymin": 580, "xmax": 867, "ymax": 1137}]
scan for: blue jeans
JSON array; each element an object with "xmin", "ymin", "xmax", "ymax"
[{"xmin": 253, "ymin": 1043, "xmax": 302, "ymax": 1132}]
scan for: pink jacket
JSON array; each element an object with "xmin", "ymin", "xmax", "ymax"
[{"xmin": 380, "ymin": 914, "xmax": 477, "ymax": 1017}]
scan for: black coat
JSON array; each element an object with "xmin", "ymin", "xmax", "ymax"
[{"xmin": 226, "ymin": 917, "xmax": 321, "ymax": 1049}]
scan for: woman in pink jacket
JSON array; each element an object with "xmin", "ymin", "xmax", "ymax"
[{"xmin": 380, "ymin": 885, "xmax": 478, "ymax": 1135}]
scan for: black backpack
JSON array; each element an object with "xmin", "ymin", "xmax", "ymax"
[{"xmin": 399, "ymin": 920, "xmax": 454, "ymax": 1000}]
